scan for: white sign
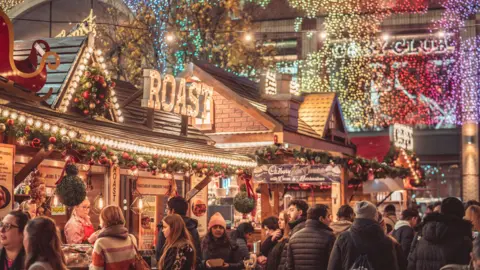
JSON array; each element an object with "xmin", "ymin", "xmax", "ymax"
[
  {"xmin": 142, "ymin": 69, "xmax": 213, "ymax": 119},
  {"xmin": 189, "ymin": 175, "xmax": 208, "ymax": 237},
  {"xmin": 390, "ymin": 124, "xmax": 413, "ymax": 151},
  {"xmin": 332, "ymin": 37, "xmax": 455, "ymax": 59}
]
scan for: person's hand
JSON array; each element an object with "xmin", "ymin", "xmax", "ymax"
[
  {"xmin": 223, "ymin": 263, "xmax": 229, "ymax": 268},
  {"xmin": 206, "ymin": 260, "xmax": 212, "ymax": 268},
  {"xmin": 257, "ymin": 256, "xmax": 267, "ymax": 265},
  {"xmin": 272, "ymin": 229, "xmax": 282, "ymax": 241}
]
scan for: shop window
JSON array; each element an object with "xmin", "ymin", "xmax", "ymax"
[{"xmin": 194, "ymin": 98, "xmax": 213, "ymax": 131}]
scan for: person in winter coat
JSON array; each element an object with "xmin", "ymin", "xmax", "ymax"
[
  {"xmin": 408, "ymin": 197, "xmax": 473, "ymax": 270},
  {"xmin": 230, "ymin": 222, "xmax": 255, "ymax": 263},
  {"xmin": 158, "ymin": 214, "xmax": 195, "ymax": 270},
  {"xmin": 156, "ymin": 196, "xmax": 201, "ymax": 266},
  {"xmin": 440, "ymin": 238, "xmax": 480, "ymax": 270},
  {"xmin": 277, "ymin": 199, "xmax": 308, "ymax": 270},
  {"xmin": 330, "ymin": 204, "xmax": 354, "ymax": 238},
  {"xmin": 384, "ymin": 204, "xmax": 398, "ymax": 234},
  {"xmin": 260, "ymin": 216, "xmax": 280, "ymax": 257},
  {"xmin": 392, "ymin": 208, "xmax": 420, "ymax": 256},
  {"xmin": 287, "ymin": 204, "xmax": 335, "ymax": 270},
  {"xmin": 266, "ymin": 211, "xmax": 290, "ymax": 270},
  {"xmin": 328, "ymin": 201, "xmax": 406, "ymax": 270},
  {"xmin": 201, "ymin": 213, "xmax": 243, "ymax": 270}
]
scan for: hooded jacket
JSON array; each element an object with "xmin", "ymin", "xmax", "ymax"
[
  {"xmin": 330, "ymin": 220, "xmax": 353, "ymax": 238},
  {"xmin": 278, "ymin": 217, "xmax": 307, "ymax": 270},
  {"xmin": 156, "ymin": 215, "xmax": 201, "ymax": 266},
  {"xmin": 392, "ymin": 220, "xmax": 415, "ymax": 256},
  {"xmin": 286, "ymin": 220, "xmax": 336, "ymax": 270},
  {"xmin": 327, "ymin": 218, "xmax": 407, "ymax": 270},
  {"xmin": 407, "ymin": 213, "xmax": 473, "ymax": 270}
]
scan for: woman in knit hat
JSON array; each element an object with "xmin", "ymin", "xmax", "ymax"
[{"xmin": 201, "ymin": 212, "xmax": 243, "ymax": 269}]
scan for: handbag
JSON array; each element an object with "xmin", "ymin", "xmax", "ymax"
[{"xmin": 129, "ymin": 235, "xmax": 151, "ymax": 270}]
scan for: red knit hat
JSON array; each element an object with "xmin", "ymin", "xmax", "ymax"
[{"xmin": 208, "ymin": 212, "xmax": 227, "ymax": 230}]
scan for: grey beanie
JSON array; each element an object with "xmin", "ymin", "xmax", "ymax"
[{"xmin": 355, "ymin": 201, "xmax": 378, "ymax": 220}]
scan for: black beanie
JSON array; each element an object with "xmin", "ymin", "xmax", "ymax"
[{"xmin": 441, "ymin": 197, "xmax": 465, "ymax": 218}]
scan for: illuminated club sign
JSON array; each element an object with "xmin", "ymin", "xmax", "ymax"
[
  {"xmin": 390, "ymin": 124, "xmax": 413, "ymax": 151},
  {"xmin": 142, "ymin": 69, "xmax": 213, "ymax": 119},
  {"xmin": 332, "ymin": 36, "xmax": 455, "ymax": 59}
]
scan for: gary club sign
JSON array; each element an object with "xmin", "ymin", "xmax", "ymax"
[{"xmin": 142, "ymin": 69, "xmax": 213, "ymax": 119}]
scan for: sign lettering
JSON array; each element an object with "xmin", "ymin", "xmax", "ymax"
[
  {"xmin": 56, "ymin": 9, "xmax": 96, "ymax": 38},
  {"xmin": 390, "ymin": 124, "xmax": 413, "ymax": 150},
  {"xmin": 109, "ymin": 164, "xmax": 120, "ymax": 206},
  {"xmin": 253, "ymin": 164, "xmax": 342, "ymax": 184},
  {"xmin": 332, "ymin": 37, "xmax": 455, "ymax": 59},
  {"xmin": 142, "ymin": 69, "xmax": 213, "ymax": 119}
]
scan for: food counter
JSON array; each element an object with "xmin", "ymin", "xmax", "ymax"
[{"xmin": 63, "ymin": 244, "xmax": 92, "ymax": 269}]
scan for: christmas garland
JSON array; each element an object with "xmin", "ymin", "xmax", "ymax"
[
  {"xmin": 255, "ymin": 146, "xmax": 411, "ymax": 182},
  {"xmin": 0, "ymin": 116, "xmax": 252, "ymax": 177},
  {"xmin": 55, "ymin": 164, "xmax": 87, "ymax": 207},
  {"xmin": 72, "ymin": 66, "xmax": 115, "ymax": 118}
]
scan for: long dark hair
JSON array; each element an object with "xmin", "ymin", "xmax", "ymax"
[
  {"xmin": 159, "ymin": 214, "xmax": 196, "ymax": 269},
  {"xmin": 24, "ymin": 217, "xmax": 67, "ymax": 270}
]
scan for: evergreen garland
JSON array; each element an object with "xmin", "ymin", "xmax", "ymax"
[{"xmin": 233, "ymin": 192, "xmax": 255, "ymax": 214}]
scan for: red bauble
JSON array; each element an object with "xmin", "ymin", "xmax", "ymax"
[
  {"xmin": 83, "ymin": 109, "xmax": 89, "ymax": 115},
  {"xmin": 94, "ymin": 75, "xmax": 100, "ymax": 81},
  {"xmin": 73, "ymin": 97, "xmax": 80, "ymax": 103},
  {"xmin": 89, "ymin": 146, "xmax": 96, "ymax": 152},
  {"xmin": 153, "ymin": 154, "xmax": 159, "ymax": 159},
  {"xmin": 197, "ymin": 163, "xmax": 203, "ymax": 169},
  {"xmin": 108, "ymin": 151, "xmax": 114, "ymax": 156},
  {"xmin": 111, "ymin": 82, "xmax": 116, "ymax": 88},
  {"xmin": 131, "ymin": 165, "xmax": 137, "ymax": 171},
  {"xmin": 96, "ymin": 100, "xmax": 101, "ymax": 104},
  {"xmin": 99, "ymin": 76, "xmax": 105, "ymax": 84},
  {"xmin": 221, "ymin": 164, "xmax": 227, "ymax": 168},
  {"xmin": 122, "ymin": 152, "xmax": 130, "ymax": 159},
  {"xmin": 214, "ymin": 172, "xmax": 220, "ymax": 177},
  {"xmin": 6, "ymin": 119, "xmax": 14, "ymax": 126},
  {"xmin": 101, "ymin": 145, "xmax": 107, "ymax": 151},
  {"xmin": 99, "ymin": 94, "xmax": 105, "ymax": 99},
  {"xmin": 82, "ymin": 91, "xmax": 90, "ymax": 99},
  {"xmin": 48, "ymin": 137, "xmax": 57, "ymax": 144},
  {"xmin": 104, "ymin": 103, "xmax": 109, "ymax": 108},
  {"xmin": 84, "ymin": 71, "xmax": 91, "ymax": 77},
  {"xmin": 24, "ymin": 126, "xmax": 31, "ymax": 134}
]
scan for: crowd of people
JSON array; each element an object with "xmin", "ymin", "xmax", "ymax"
[
  {"xmin": 0, "ymin": 195, "xmax": 479, "ymax": 269},
  {"xmin": 154, "ymin": 196, "xmax": 480, "ymax": 270}
]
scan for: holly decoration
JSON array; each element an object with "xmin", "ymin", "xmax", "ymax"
[
  {"xmin": 55, "ymin": 164, "xmax": 87, "ymax": 206},
  {"xmin": 72, "ymin": 67, "xmax": 114, "ymax": 119},
  {"xmin": 233, "ymin": 192, "xmax": 255, "ymax": 214}
]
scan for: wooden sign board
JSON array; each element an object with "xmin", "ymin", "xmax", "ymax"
[
  {"xmin": 189, "ymin": 175, "xmax": 208, "ymax": 237},
  {"xmin": 109, "ymin": 164, "xmax": 120, "ymax": 205},
  {"xmin": 136, "ymin": 177, "xmax": 171, "ymax": 195},
  {"xmin": 0, "ymin": 144, "xmax": 15, "ymax": 218}
]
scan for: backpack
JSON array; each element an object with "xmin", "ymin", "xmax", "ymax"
[{"xmin": 347, "ymin": 231, "xmax": 375, "ymax": 270}]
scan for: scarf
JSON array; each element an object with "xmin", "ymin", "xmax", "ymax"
[{"xmin": 98, "ymin": 224, "xmax": 129, "ymax": 240}]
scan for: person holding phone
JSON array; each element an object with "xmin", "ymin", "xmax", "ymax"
[{"xmin": 201, "ymin": 213, "xmax": 243, "ymax": 270}]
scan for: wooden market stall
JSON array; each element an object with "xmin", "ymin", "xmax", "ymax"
[{"xmin": 0, "ymin": 9, "xmax": 256, "ymax": 268}]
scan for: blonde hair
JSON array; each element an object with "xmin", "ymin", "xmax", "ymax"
[
  {"xmin": 159, "ymin": 214, "xmax": 196, "ymax": 269},
  {"xmin": 279, "ymin": 211, "xmax": 290, "ymax": 241},
  {"xmin": 100, "ymin": 205, "xmax": 125, "ymax": 228},
  {"xmin": 466, "ymin": 205, "xmax": 480, "ymax": 232}
]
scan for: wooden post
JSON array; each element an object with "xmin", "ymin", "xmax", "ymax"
[
  {"xmin": 340, "ymin": 168, "xmax": 348, "ymax": 205},
  {"xmin": 14, "ymin": 147, "xmax": 53, "ymax": 187},
  {"xmin": 146, "ymin": 108, "xmax": 155, "ymax": 129},
  {"xmin": 260, "ymin": 184, "xmax": 272, "ymax": 222},
  {"xmin": 180, "ymin": 115, "xmax": 188, "ymax": 136}
]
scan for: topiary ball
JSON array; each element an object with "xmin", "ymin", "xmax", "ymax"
[
  {"xmin": 233, "ymin": 192, "xmax": 255, "ymax": 214},
  {"xmin": 56, "ymin": 165, "xmax": 86, "ymax": 207},
  {"xmin": 65, "ymin": 164, "xmax": 79, "ymax": 176}
]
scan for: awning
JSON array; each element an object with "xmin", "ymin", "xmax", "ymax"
[{"xmin": 351, "ymin": 136, "xmax": 390, "ymax": 161}]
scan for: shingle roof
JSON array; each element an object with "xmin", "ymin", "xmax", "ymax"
[
  {"xmin": 298, "ymin": 93, "xmax": 337, "ymax": 138},
  {"xmin": 13, "ymin": 36, "xmax": 87, "ymax": 106}
]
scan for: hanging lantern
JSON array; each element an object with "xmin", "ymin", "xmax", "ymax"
[
  {"xmin": 92, "ymin": 192, "xmax": 105, "ymax": 214},
  {"xmin": 130, "ymin": 195, "xmax": 150, "ymax": 215}
]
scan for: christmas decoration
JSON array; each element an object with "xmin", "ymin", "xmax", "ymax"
[
  {"xmin": 72, "ymin": 67, "xmax": 114, "ymax": 119},
  {"xmin": 26, "ymin": 170, "xmax": 47, "ymax": 205},
  {"xmin": 55, "ymin": 163, "xmax": 87, "ymax": 207},
  {"xmin": 233, "ymin": 192, "xmax": 255, "ymax": 214}
]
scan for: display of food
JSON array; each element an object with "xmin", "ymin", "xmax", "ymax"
[{"xmin": 62, "ymin": 244, "xmax": 92, "ymax": 269}]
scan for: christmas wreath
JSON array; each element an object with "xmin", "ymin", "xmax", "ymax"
[
  {"xmin": 72, "ymin": 66, "xmax": 115, "ymax": 118},
  {"xmin": 233, "ymin": 192, "xmax": 255, "ymax": 214},
  {"xmin": 55, "ymin": 164, "xmax": 87, "ymax": 206}
]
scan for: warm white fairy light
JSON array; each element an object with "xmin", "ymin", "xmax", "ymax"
[
  {"xmin": 18, "ymin": 115, "xmax": 26, "ymax": 123},
  {"xmin": 34, "ymin": 120, "xmax": 42, "ymax": 128},
  {"xmin": 26, "ymin": 118, "xmax": 33, "ymax": 126},
  {"xmin": 60, "ymin": 128, "xmax": 67, "ymax": 136}
]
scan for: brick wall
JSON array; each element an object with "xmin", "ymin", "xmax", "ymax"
[{"xmin": 213, "ymin": 92, "xmax": 268, "ymax": 133}]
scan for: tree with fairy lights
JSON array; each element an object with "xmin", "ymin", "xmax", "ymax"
[{"xmin": 97, "ymin": 0, "xmax": 275, "ymax": 87}]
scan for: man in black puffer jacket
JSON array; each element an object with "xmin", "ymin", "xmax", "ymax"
[
  {"xmin": 278, "ymin": 199, "xmax": 308, "ymax": 270},
  {"xmin": 328, "ymin": 201, "xmax": 406, "ymax": 270},
  {"xmin": 287, "ymin": 204, "xmax": 335, "ymax": 270},
  {"xmin": 408, "ymin": 197, "xmax": 473, "ymax": 270}
]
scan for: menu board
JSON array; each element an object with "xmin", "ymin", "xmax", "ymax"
[
  {"xmin": 0, "ymin": 144, "xmax": 14, "ymax": 218},
  {"xmin": 189, "ymin": 175, "xmax": 208, "ymax": 237},
  {"xmin": 138, "ymin": 195, "xmax": 157, "ymax": 250}
]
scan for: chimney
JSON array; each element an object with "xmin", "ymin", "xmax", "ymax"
[{"xmin": 261, "ymin": 74, "xmax": 303, "ymax": 131}]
